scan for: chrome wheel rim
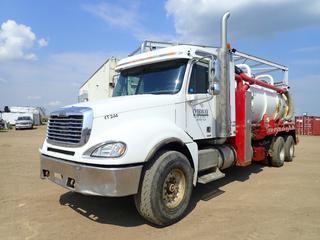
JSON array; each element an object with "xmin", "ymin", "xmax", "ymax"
[{"xmin": 162, "ymin": 169, "xmax": 186, "ymax": 209}]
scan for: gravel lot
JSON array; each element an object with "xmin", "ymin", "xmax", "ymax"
[{"xmin": 1, "ymin": 126, "xmax": 319, "ymax": 240}]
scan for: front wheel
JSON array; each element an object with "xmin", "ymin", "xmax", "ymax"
[{"xmin": 134, "ymin": 150, "xmax": 193, "ymax": 226}]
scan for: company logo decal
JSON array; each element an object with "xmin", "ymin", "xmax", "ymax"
[{"xmin": 193, "ymin": 108, "xmax": 209, "ymax": 117}]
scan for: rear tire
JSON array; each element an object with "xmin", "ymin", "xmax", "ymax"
[
  {"xmin": 134, "ymin": 150, "xmax": 193, "ymax": 226},
  {"xmin": 270, "ymin": 136, "xmax": 285, "ymax": 167},
  {"xmin": 284, "ymin": 135, "xmax": 294, "ymax": 162}
]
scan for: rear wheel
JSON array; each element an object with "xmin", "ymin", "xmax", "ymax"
[
  {"xmin": 270, "ymin": 136, "xmax": 285, "ymax": 167},
  {"xmin": 284, "ymin": 135, "xmax": 295, "ymax": 162},
  {"xmin": 134, "ymin": 150, "xmax": 193, "ymax": 226}
]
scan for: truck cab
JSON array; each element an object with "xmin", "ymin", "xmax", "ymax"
[{"xmin": 40, "ymin": 44, "xmax": 229, "ymax": 222}]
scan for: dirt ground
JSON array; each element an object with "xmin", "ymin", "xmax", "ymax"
[{"xmin": 0, "ymin": 126, "xmax": 319, "ymax": 240}]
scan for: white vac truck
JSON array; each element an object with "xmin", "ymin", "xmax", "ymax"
[{"xmin": 40, "ymin": 12, "xmax": 296, "ymax": 226}]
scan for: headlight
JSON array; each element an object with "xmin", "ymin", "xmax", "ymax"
[{"xmin": 89, "ymin": 142, "xmax": 126, "ymax": 158}]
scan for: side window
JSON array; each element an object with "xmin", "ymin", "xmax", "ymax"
[{"xmin": 188, "ymin": 64, "xmax": 209, "ymax": 94}]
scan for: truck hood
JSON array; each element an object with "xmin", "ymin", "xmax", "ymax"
[{"xmin": 64, "ymin": 94, "xmax": 180, "ymax": 118}]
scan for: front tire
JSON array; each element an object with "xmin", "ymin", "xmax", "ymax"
[
  {"xmin": 134, "ymin": 151, "xmax": 193, "ymax": 226},
  {"xmin": 270, "ymin": 136, "xmax": 285, "ymax": 167}
]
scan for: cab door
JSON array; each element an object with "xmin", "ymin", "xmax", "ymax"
[{"xmin": 186, "ymin": 62, "xmax": 215, "ymax": 140}]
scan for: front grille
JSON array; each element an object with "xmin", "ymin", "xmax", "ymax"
[
  {"xmin": 19, "ymin": 122, "xmax": 30, "ymax": 125},
  {"xmin": 46, "ymin": 107, "xmax": 93, "ymax": 147},
  {"xmin": 47, "ymin": 115, "xmax": 83, "ymax": 145}
]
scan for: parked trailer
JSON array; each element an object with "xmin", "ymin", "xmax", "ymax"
[
  {"xmin": 79, "ymin": 57, "xmax": 118, "ymax": 102},
  {"xmin": 40, "ymin": 12, "xmax": 297, "ymax": 226}
]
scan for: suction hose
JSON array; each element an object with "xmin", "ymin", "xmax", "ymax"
[{"xmin": 283, "ymin": 92, "xmax": 294, "ymax": 121}]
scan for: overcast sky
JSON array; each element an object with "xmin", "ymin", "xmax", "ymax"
[{"xmin": 0, "ymin": 0, "xmax": 320, "ymax": 115}]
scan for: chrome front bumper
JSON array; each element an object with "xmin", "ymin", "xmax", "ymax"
[{"xmin": 40, "ymin": 154, "xmax": 142, "ymax": 197}]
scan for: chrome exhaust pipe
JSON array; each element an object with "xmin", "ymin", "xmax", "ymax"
[
  {"xmin": 215, "ymin": 11, "xmax": 231, "ymax": 141},
  {"xmin": 221, "ymin": 11, "xmax": 230, "ymax": 50}
]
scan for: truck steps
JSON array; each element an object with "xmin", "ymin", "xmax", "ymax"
[{"xmin": 197, "ymin": 168, "xmax": 225, "ymax": 184}]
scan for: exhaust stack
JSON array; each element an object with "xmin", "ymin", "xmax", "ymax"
[
  {"xmin": 221, "ymin": 11, "xmax": 230, "ymax": 50},
  {"xmin": 215, "ymin": 11, "xmax": 231, "ymax": 141}
]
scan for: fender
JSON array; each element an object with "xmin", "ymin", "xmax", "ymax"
[
  {"xmin": 90, "ymin": 114, "xmax": 200, "ymax": 180},
  {"xmin": 143, "ymin": 137, "xmax": 199, "ymax": 185},
  {"xmin": 144, "ymin": 137, "xmax": 187, "ymax": 163}
]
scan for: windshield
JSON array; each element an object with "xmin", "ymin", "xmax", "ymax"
[
  {"xmin": 113, "ymin": 59, "xmax": 187, "ymax": 96},
  {"xmin": 18, "ymin": 116, "xmax": 31, "ymax": 120}
]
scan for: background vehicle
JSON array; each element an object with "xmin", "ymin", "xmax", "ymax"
[
  {"xmin": 0, "ymin": 119, "xmax": 5, "ymax": 130},
  {"xmin": 40, "ymin": 12, "xmax": 296, "ymax": 226},
  {"xmin": 1, "ymin": 106, "xmax": 44, "ymax": 126},
  {"xmin": 16, "ymin": 116, "xmax": 33, "ymax": 130}
]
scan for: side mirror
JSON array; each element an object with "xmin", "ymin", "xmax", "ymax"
[
  {"xmin": 111, "ymin": 74, "xmax": 119, "ymax": 88},
  {"xmin": 208, "ymin": 58, "xmax": 221, "ymax": 95}
]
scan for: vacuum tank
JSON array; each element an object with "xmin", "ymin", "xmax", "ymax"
[{"xmin": 236, "ymin": 64, "xmax": 293, "ymax": 123}]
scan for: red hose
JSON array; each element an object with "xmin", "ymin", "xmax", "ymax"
[{"xmin": 236, "ymin": 73, "xmax": 287, "ymax": 94}]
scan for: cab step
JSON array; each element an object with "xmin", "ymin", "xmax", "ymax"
[{"xmin": 197, "ymin": 169, "xmax": 225, "ymax": 184}]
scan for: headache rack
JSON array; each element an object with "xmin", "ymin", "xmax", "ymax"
[{"xmin": 129, "ymin": 40, "xmax": 289, "ymax": 86}]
